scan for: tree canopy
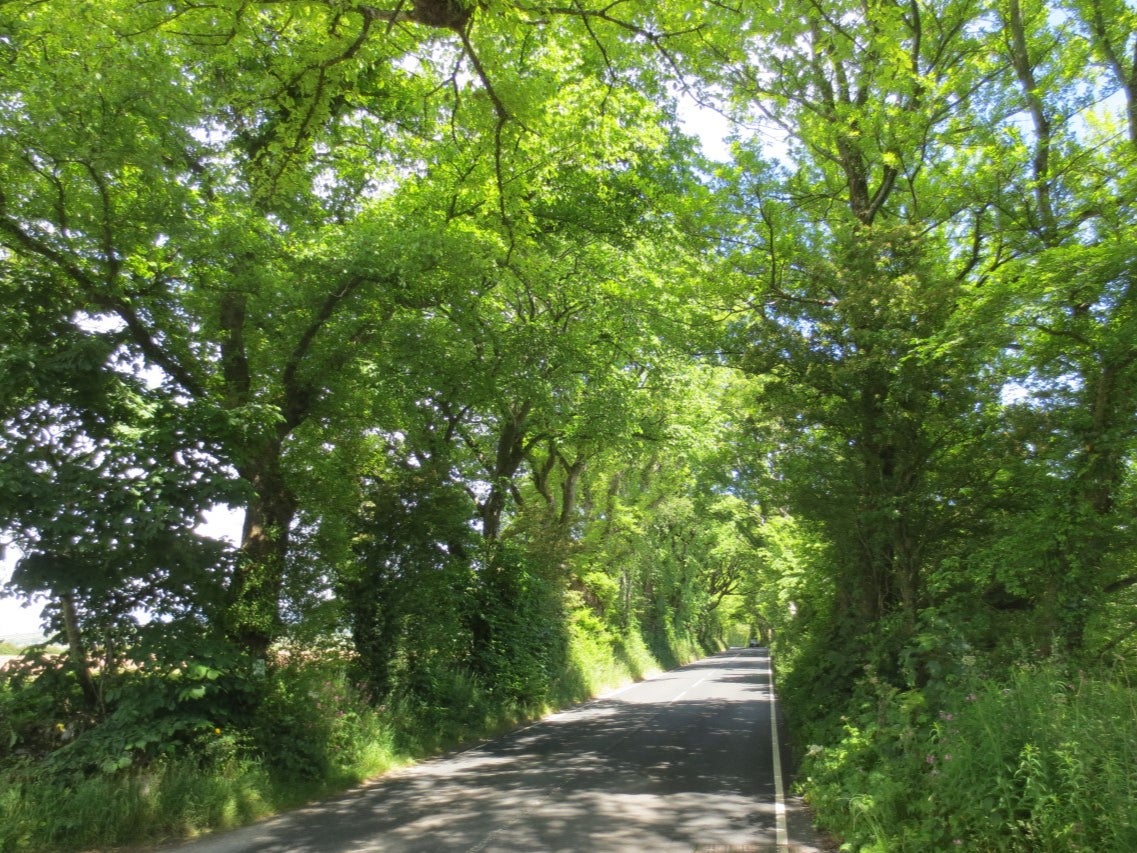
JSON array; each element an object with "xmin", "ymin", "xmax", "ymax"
[{"xmin": 3, "ymin": 0, "xmax": 1137, "ymax": 845}]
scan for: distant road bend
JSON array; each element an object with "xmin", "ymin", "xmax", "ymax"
[{"xmin": 163, "ymin": 648, "xmax": 825, "ymax": 852}]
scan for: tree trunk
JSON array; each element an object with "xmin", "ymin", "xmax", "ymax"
[
  {"xmin": 226, "ymin": 446, "xmax": 297, "ymax": 657},
  {"xmin": 60, "ymin": 591, "xmax": 100, "ymax": 710},
  {"xmin": 479, "ymin": 402, "xmax": 531, "ymax": 541}
]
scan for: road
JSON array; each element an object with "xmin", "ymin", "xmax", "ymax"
[{"xmin": 162, "ymin": 648, "xmax": 826, "ymax": 852}]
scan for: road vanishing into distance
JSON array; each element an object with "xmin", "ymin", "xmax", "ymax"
[{"xmin": 162, "ymin": 648, "xmax": 826, "ymax": 853}]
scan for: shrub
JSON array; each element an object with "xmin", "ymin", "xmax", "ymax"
[
  {"xmin": 0, "ymin": 648, "xmax": 399, "ymax": 852},
  {"xmin": 252, "ymin": 652, "xmax": 395, "ymax": 783},
  {"xmin": 796, "ymin": 662, "xmax": 1137, "ymax": 852}
]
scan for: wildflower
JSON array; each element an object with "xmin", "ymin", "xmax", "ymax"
[
  {"xmin": 966, "ymin": 693, "xmax": 978, "ymax": 702},
  {"xmin": 926, "ymin": 754, "xmax": 936, "ymax": 764},
  {"xmin": 943, "ymin": 753, "xmax": 952, "ymax": 761},
  {"xmin": 214, "ymin": 727, "xmax": 222, "ymax": 735},
  {"xmin": 939, "ymin": 711, "xmax": 955, "ymax": 721},
  {"xmin": 954, "ymin": 839, "xmax": 963, "ymax": 846}
]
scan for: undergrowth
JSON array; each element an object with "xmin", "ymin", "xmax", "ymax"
[
  {"xmin": 792, "ymin": 659, "xmax": 1137, "ymax": 851},
  {"xmin": 0, "ymin": 618, "xmax": 702, "ymax": 852}
]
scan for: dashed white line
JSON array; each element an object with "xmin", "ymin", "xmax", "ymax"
[{"xmin": 668, "ymin": 677, "xmax": 706, "ymax": 703}]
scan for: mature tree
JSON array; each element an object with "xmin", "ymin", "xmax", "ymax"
[
  {"xmin": 729, "ymin": 223, "xmax": 1001, "ymax": 639},
  {"xmin": 965, "ymin": 0, "xmax": 1137, "ymax": 654},
  {"xmin": 694, "ymin": 0, "xmax": 1034, "ymax": 667},
  {"xmin": 0, "ymin": 0, "xmax": 692, "ymax": 655}
]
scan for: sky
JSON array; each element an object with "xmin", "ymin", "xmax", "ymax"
[
  {"xmin": 0, "ymin": 555, "xmax": 44, "ymax": 638},
  {"xmin": 679, "ymin": 97, "xmax": 733, "ymax": 161}
]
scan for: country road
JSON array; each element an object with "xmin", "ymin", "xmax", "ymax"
[{"xmin": 160, "ymin": 648, "xmax": 826, "ymax": 852}]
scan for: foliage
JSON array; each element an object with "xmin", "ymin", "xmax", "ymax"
[
  {"xmin": 705, "ymin": 0, "xmax": 1137, "ymax": 843},
  {"xmin": 0, "ymin": 0, "xmax": 693, "ymax": 658},
  {"xmin": 0, "ymin": 649, "xmax": 399, "ymax": 852},
  {"xmin": 0, "ymin": 614, "xmax": 686, "ymax": 852},
  {"xmin": 3, "ymin": 0, "xmax": 1137, "ymax": 848},
  {"xmin": 340, "ymin": 463, "xmax": 477, "ymax": 700},
  {"xmin": 251, "ymin": 652, "xmax": 394, "ymax": 782},
  {"xmin": 559, "ymin": 608, "xmax": 661, "ymax": 699},
  {"xmin": 797, "ymin": 662, "xmax": 1137, "ymax": 852},
  {"xmin": 0, "ymin": 624, "xmax": 254, "ymax": 775}
]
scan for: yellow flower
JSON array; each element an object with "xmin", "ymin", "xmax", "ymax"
[{"xmin": 214, "ymin": 728, "xmax": 222, "ymax": 735}]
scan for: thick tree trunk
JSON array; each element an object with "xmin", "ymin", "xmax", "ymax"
[
  {"xmin": 558, "ymin": 455, "xmax": 586, "ymax": 527},
  {"xmin": 479, "ymin": 402, "xmax": 531, "ymax": 541}
]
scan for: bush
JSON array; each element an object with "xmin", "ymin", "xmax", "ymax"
[
  {"xmin": 0, "ymin": 649, "xmax": 89, "ymax": 764},
  {"xmin": 925, "ymin": 664, "xmax": 1137, "ymax": 852},
  {"xmin": 253, "ymin": 654, "xmax": 395, "ymax": 782},
  {"xmin": 27, "ymin": 627, "xmax": 260, "ymax": 778},
  {"xmin": 468, "ymin": 544, "xmax": 568, "ymax": 708},
  {"xmin": 0, "ymin": 647, "xmax": 400, "ymax": 852},
  {"xmin": 552, "ymin": 608, "xmax": 659, "ymax": 702},
  {"xmin": 796, "ymin": 662, "xmax": 1137, "ymax": 852}
]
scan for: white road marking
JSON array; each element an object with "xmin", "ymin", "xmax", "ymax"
[
  {"xmin": 766, "ymin": 652, "xmax": 790, "ymax": 851},
  {"xmin": 669, "ymin": 677, "xmax": 706, "ymax": 703}
]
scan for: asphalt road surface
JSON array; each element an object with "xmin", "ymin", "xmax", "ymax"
[{"xmin": 161, "ymin": 648, "xmax": 825, "ymax": 853}]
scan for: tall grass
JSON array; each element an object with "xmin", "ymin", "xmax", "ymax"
[
  {"xmin": 0, "ymin": 757, "xmax": 278, "ymax": 851},
  {"xmin": 797, "ymin": 663, "xmax": 1137, "ymax": 851}
]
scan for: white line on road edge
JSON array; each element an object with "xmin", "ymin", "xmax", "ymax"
[{"xmin": 767, "ymin": 652, "xmax": 790, "ymax": 852}]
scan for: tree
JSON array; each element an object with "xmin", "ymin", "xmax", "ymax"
[
  {"xmin": 966, "ymin": 0, "xmax": 1137, "ymax": 653},
  {"xmin": 0, "ymin": 0, "xmax": 690, "ymax": 655},
  {"xmin": 690, "ymin": 0, "xmax": 1137, "ymax": 670},
  {"xmin": 731, "ymin": 224, "xmax": 1002, "ymax": 642}
]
